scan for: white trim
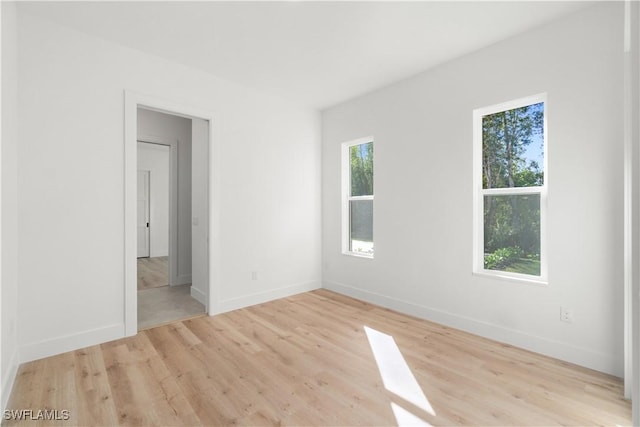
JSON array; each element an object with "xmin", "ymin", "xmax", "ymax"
[
  {"xmin": 341, "ymin": 137, "xmax": 374, "ymax": 258},
  {"xmin": 0, "ymin": 1, "xmax": 3, "ymax": 412},
  {"xmin": 472, "ymin": 93, "xmax": 548, "ymax": 284},
  {"xmin": 633, "ymin": 0, "xmax": 640, "ymax": 421},
  {"xmin": 217, "ymin": 281, "xmax": 321, "ymax": 314},
  {"xmin": 482, "ymin": 186, "xmax": 542, "ymax": 196},
  {"xmin": 190, "ymin": 286, "xmax": 207, "ymax": 307},
  {"xmin": 323, "ymin": 280, "xmax": 621, "ymax": 376},
  {"xmin": 623, "ymin": 0, "xmax": 640, "ymax": 419},
  {"xmin": 137, "ymin": 136, "xmax": 179, "ymax": 286},
  {"xmin": 342, "ymin": 252, "xmax": 374, "ymax": 260},
  {"xmin": 474, "ymin": 93, "xmax": 547, "ymax": 118},
  {"xmin": 0, "ymin": 2, "xmax": 4, "ymax": 412},
  {"xmin": 624, "ymin": 0, "xmax": 633, "ymax": 399},
  {"xmin": 1, "ymin": 350, "xmax": 18, "ymax": 412},
  {"xmin": 341, "ymin": 136, "xmax": 374, "ymax": 149},
  {"xmin": 472, "ymin": 270, "xmax": 547, "ymax": 287},
  {"xmin": 19, "ymin": 324, "xmax": 123, "ymax": 364},
  {"xmin": 124, "ymin": 90, "xmax": 220, "ymax": 337}
]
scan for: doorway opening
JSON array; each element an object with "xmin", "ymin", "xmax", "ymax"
[
  {"xmin": 136, "ymin": 135, "xmax": 205, "ymax": 329},
  {"xmin": 124, "ymin": 91, "xmax": 216, "ymax": 336}
]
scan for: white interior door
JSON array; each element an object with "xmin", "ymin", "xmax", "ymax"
[{"xmin": 137, "ymin": 170, "xmax": 150, "ymax": 258}]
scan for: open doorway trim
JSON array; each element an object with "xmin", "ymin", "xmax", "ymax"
[
  {"xmin": 124, "ymin": 90, "xmax": 219, "ymax": 337},
  {"xmin": 624, "ymin": 0, "xmax": 639, "ymax": 419},
  {"xmin": 623, "ymin": 0, "xmax": 639, "ymax": 422}
]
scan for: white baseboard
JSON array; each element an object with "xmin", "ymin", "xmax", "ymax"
[
  {"xmin": 323, "ymin": 280, "xmax": 621, "ymax": 377},
  {"xmin": 149, "ymin": 251, "xmax": 169, "ymax": 258},
  {"xmin": 217, "ymin": 280, "xmax": 321, "ymax": 314},
  {"xmin": 174, "ymin": 274, "xmax": 192, "ymax": 286},
  {"xmin": 191, "ymin": 286, "xmax": 207, "ymax": 308},
  {"xmin": 19, "ymin": 324, "xmax": 124, "ymax": 364},
  {"xmin": 1, "ymin": 349, "xmax": 19, "ymax": 411}
]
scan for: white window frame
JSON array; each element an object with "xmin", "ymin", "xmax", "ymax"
[
  {"xmin": 473, "ymin": 93, "xmax": 548, "ymax": 285},
  {"xmin": 342, "ymin": 137, "xmax": 374, "ymax": 258}
]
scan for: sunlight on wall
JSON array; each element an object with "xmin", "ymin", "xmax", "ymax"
[{"xmin": 364, "ymin": 325, "xmax": 436, "ymax": 425}]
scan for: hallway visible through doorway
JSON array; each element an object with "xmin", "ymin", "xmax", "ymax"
[
  {"xmin": 137, "ymin": 256, "xmax": 169, "ymax": 289},
  {"xmin": 125, "ymin": 92, "xmax": 213, "ymax": 337},
  {"xmin": 137, "ymin": 256, "xmax": 205, "ymax": 329},
  {"xmin": 134, "ymin": 107, "xmax": 210, "ymax": 331}
]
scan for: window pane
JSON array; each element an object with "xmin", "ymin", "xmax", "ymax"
[
  {"xmin": 350, "ymin": 199, "xmax": 373, "ymax": 255},
  {"xmin": 350, "ymin": 142, "xmax": 373, "ymax": 196},
  {"xmin": 484, "ymin": 194, "xmax": 540, "ymax": 275},
  {"xmin": 482, "ymin": 102, "xmax": 544, "ymax": 189}
]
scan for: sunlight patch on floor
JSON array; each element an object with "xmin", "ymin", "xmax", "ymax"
[
  {"xmin": 390, "ymin": 402, "xmax": 433, "ymax": 427},
  {"xmin": 364, "ymin": 325, "xmax": 435, "ymax": 425}
]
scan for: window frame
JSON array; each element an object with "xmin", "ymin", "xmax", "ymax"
[
  {"xmin": 341, "ymin": 137, "xmax": 374, "ymax": 259},
  {"xmin": 472, "ymin": 93, "xmax": 548, "ymax": 285}
]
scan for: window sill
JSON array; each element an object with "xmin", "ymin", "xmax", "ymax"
[
  {"xmin": 473, "ymin": 270, "xmax": 547, "ymax": 287},
  {"xmin": 343, "ymin": 251, "xmax": 374, "ymax": 260}
]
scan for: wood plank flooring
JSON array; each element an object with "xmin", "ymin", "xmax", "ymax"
[{"xmin": 4, "ymin": 290, "xmax": 631, "ymax": 426}]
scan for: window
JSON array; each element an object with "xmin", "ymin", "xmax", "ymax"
[
  {"xmin": 473, "ymin": 94, "xmax": 547, "ymax": 283},
  {"xmin": 342, "ymin": 138, "xmax": 374, "ymax": 257}
]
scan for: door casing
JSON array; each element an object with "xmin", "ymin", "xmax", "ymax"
[{"xmin": 124, "ymin": 90, "xmax": 219, "ymax": 337}]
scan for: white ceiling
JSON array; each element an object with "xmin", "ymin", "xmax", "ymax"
[{"xmin": 19, "ymin": 1, "xmax": 593, "ymax": 110}]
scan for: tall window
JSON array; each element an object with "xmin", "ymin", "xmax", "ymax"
[
  {"xmin": 342, "ymin": 138, "xmax": 374, "ymax": 257},
  {"xmin": 473, "ymin": 94, "xmax": 547, "ymax": 283}
]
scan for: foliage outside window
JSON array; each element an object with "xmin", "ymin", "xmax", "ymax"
[
  {"xmin": 342, "ymin": 139, "xmax": 374, "ymax": 257},
  {"xmin": 474, "ymin": 95, "xmax": 546, "ymax": 282}
]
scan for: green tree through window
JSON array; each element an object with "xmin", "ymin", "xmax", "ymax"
[
  {"xmin": 350, "ymin": 142, "xmax": 373, "ymax": 196},
  {"xmin": 480, "ymin": 101, "xmax": 545, "ymax": 277},
  {"xmin": 482, "ymin": 103, "xmax": 544, "ymax": 189},
  {"xmin": 344, "ymin": 140, "xmax": 373, "ymax": 256}
]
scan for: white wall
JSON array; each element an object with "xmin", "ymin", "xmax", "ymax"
[
  {"xmin": 16, "ymin": 9, "xmax": 321, "ymax": 362},
  {"xmin": 138, "ymin": 109, "xmax": 193, "ymax": 285},
  {"xmin": 322, "ymin": 3, "xmax": 624, "ymax": 376},
  {"xmin": 1, "ymin": 0, "xmax": 20, "ymax": 410},
  {"xmin": 137, "ymin": 142, "xmax": 170, "ymax": 258}
]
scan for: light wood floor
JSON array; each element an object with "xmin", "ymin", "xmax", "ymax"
[
  {"xmin": 5, "ymin": 290, "xmax": 631, "ymax": 426},
  {"xmin": 137, "ymin": 256, "xmax": 168, "ymax": 290}
]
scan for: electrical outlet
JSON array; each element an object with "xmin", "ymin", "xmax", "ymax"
[
  {"xmin": 251, "ymin": 271, "xmax": 258, "ymax": 281},
  {"xmin": 560, "ymin": 307, "xmax": 574, "ymax": 323}
]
